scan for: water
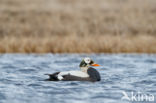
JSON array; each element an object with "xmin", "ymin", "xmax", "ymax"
[{"xmin": 0, "ymin": 54, "xmax": 156, "ymax": 103}]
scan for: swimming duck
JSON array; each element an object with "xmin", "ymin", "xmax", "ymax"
[{"xmin": 45, "ymin": 57, "xmax": 101, "ymax": 82}]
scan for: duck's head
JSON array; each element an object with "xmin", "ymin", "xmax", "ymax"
[{"xmin": 79, "ymin": 57, "xmax": 100, "ymax": 68}]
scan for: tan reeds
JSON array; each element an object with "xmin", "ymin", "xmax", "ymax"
[
  {"xmin": 0, "ymin": 0, "xmax": 156, "ymax": 53},
  {"xmin": 0, "ymin": 35, "xmax": 156, "ymax": 53}
]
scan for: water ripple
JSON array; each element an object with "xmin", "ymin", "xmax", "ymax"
[{"xmin": 0, "ymin": 54, "xmax": 156, "ymax": 103}]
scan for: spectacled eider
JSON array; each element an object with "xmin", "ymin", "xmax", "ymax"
[{"xmin": 45, "ymin": 57, "xmax": 101, "ymax": 82}]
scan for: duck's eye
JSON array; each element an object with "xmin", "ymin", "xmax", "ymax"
[{"xmin": 84, "ymin": 58, "xmax": 91, "ymax": 64}]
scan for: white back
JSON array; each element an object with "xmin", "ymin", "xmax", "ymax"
[{"xmin": 57, "ymin": 71, "xmax": 89, "ymax": 80}]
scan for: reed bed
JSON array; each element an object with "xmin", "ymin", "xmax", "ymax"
[
  {"xmin": 0, "ymin": 35, "xmax": 156, "ymax": 53},
  {"xmin": 0, "ymin": 0, "xmax": 156, "ymax": 53}
]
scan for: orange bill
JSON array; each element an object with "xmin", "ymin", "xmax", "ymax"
[{"xmin": 91, "ymin": 63, "xmax": 100, "ymax": 66}]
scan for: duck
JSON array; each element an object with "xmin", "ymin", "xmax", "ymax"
[{"xmin": 45, "ymin": 57, "xmax": 101, "ymax": 82}]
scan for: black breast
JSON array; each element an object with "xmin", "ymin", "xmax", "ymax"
[{"xmin": 87, "ymin": 67, "xmax": 101, "ymax": 82}]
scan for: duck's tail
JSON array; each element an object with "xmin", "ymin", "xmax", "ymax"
[{"xmin": 44, "ymin": 72, "xmax": 60, "ymax": 81}]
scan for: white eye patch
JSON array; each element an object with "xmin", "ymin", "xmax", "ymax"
[{"xmin": 84, "ymin": 57, "xmax": 91, "ymax": 64}]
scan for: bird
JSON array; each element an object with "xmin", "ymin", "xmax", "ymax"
[{"xmin": 45, "ymin": 57, "xmax": 101, "ymax": 82}]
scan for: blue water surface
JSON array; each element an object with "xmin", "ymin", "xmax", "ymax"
[{"xmin": 0, "ymin": 54, "xmax": 156, "ymax": 103}]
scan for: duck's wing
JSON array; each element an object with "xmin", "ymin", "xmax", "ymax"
[{"xmin": 45, "ymin": 71, "xmax": 91, "ymax": 81}]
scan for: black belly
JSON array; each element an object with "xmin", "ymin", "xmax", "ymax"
[{"xmin": 62, "ymin": 75, "xmax": 91, "ymax": 81}]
